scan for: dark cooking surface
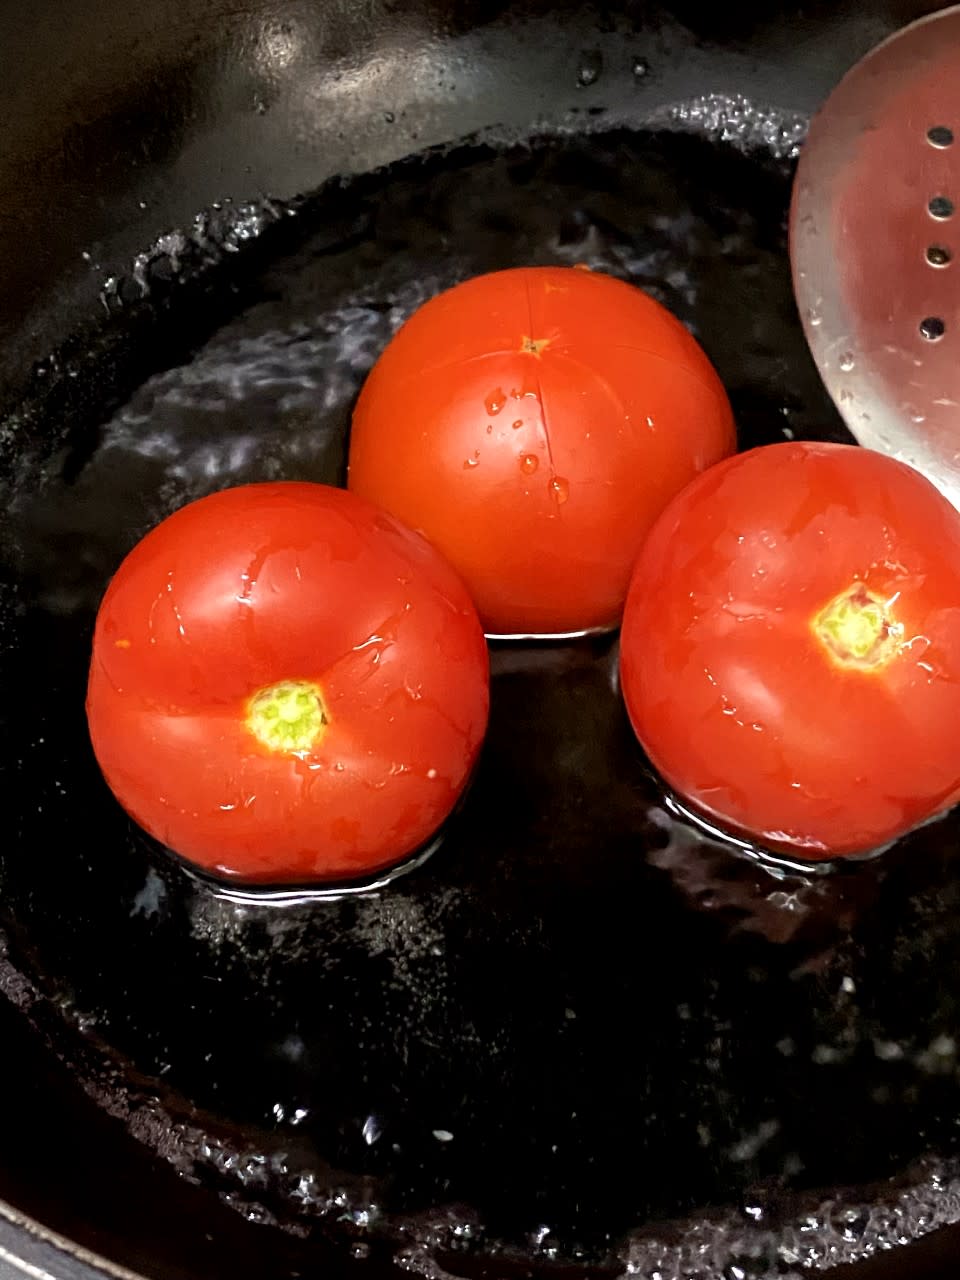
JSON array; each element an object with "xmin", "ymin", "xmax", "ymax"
[{"xmin": 5, "ymin": 128, "xmax": 960, "ymax": 1275}]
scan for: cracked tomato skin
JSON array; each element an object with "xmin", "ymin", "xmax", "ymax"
[
  {"xmin": 620, "ymin": 441, "xmax": 960, "ymax": 860},
  {"xmin": 348, "ymin": 266, "xmax": 735, "ymax": 637},
  {"xmin": 86, "ymin": 483, "xmax": 490, "ymax": 884}
]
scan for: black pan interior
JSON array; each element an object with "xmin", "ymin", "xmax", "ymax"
[{"xmin": 3, "ymin": 4, "xmax": 960, "ymax": 1280}]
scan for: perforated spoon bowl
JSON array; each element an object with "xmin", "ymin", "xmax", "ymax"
[{"xmin": 791, "ymin": 4, "xmax": 960, "ymax": 507}]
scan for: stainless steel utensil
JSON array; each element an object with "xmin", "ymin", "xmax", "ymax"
[{"xmin": 791, "ymin": 5, "xmax": 960, "ymax": 506}]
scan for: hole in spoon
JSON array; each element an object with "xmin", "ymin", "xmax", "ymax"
[
  {"xmin": 928, "ymin": 126, "xmax": 955, "ymax": 149},
  {"xmin": 920, "ymin": 316, "xmax": 946, "ymax": 341},
  {"xmin": 929, "ymin": 196, "xmax": 954, "ymax": 220}
]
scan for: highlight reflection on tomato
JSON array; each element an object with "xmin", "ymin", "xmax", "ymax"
[
  {"xmin": 348, "ymin": 266, "xmax": 735, "ymax": 638},
  {"xmin": 620, "ymin": 441, "xmax": 960, "ymax": 859},
  {"xmin": 86, "ymin": 483, "xmax": 490, "ymax": 884}
]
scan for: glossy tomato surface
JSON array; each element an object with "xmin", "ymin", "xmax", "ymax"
[
  {"xmin": 620, "ymin": 441, "xmax": 960, "ymax": 859},
  {"xmin": 348, "ymin": 266, "xmax": 735, "ymax": 637},
  {"xmin": 86, "ymin": 483, "xmax": 489, "ymax": 884}
]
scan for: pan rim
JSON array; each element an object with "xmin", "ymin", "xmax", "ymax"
[{"xmin": 0, "ymin": 1198, "xmax": 144, "ymax": 1280}]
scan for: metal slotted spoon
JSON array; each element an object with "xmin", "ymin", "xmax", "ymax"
[{"xmin": 791, "ymin": 4, "xmax": 960, "ymax": 506}]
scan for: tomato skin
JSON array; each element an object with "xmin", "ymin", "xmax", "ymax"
[
  {"xmin": 620, "ymin": 441, "xmax": 960, "ymax": 859},
  {"xmin": 86, "ymin": 483, "xmax": 489, "ymax": 884},
  {"xmin": 348, "ymin": 266, "xmax": 735, "ymax": 637}
]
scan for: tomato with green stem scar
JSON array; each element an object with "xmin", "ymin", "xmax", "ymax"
[
  {"xmin": 87, "ymin": 483, "xmax": 490, "ymax": 884},
  {"xmin": 620, "ymin": 441, "xmax": 960, "ymax": 859}
]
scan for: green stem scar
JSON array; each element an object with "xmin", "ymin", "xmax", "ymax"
[
  {"xmin": 247, "ymin": 680, "xmax": 328, "ymax": 754},
  {"xmin": 813, "ymin": 584, "xmax": 904, "ymax": 670},
  {"xmin": 521, "ymin": 335, "xmax": 551, "ymax": 356}
]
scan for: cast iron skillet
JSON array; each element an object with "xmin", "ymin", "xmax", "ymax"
[{"xmin": 3, "ymin": 2, "xmax": 960, "ymax": 1278}]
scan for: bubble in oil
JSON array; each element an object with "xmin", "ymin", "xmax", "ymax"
[
  {"xmin": 549, "ymin": 476, "xmax": 570, "ymax": 504},
  {"xmin": 576, "ymin": 50, "xmax": 603, "ymax": 88},
  {"xmin": 485, "ymin": 389, "xmax": 506, "ymax": 415},
  {"xmin": 839, "ymin": 352, "xmax": 855, "ymax": 372},
  {"xmin": 663, "ymin": 94, "xmax": 807, "ymax": 160},
  {"xmin": 520, "ymin": 453, "xmax": 539, "ymax": 475}
]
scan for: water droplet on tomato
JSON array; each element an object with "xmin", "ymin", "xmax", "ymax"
[
  {"xmin": 520, "ymin": 453, "xmax": 539, "ymax": 474},
  {"xmin": 486, "ymin": 423, "xmax": 493, "ymax": 434},
  {"xmin": 549, "ymin": 476, "xmax": 570, "ymax": 504},
  {"xmin": 463, "ymin": 451, "xmax": 480, "ymax": 469},
  {"xmin": 512, "ymin": 419, "xmax": 523, "ymax": 430},
  {"xmin": 485, "ymin": 388, "xmax": 506, "ymax": 415}
]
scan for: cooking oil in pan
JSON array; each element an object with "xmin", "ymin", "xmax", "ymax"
[{"xmin": 3, "ymin": 123, "xmax": 960, "ymax": 1277}]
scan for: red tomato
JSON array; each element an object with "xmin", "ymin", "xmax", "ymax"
[
  {"xmin": 348, "ymin": 266, "xmax": 735, "ymax": 637},
  {"xmin": 87, "ymin": 483, "xmax": 489, "ymax": 884},
  {"xmin": 620, "ymin": 441, "xmax": 960, "ymax": 859}
]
